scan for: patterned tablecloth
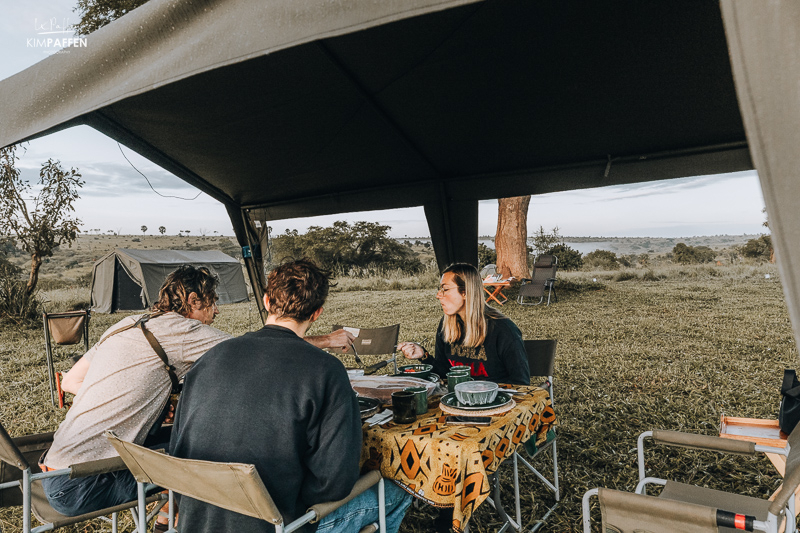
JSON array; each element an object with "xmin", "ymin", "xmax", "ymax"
[{"xmin": 360, "ymin": 385, "xmax": 556, "ymax": 532}]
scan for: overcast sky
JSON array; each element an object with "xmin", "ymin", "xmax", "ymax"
[{"xmin": 1, "ymin": 0, "xmax": 768, "ymax": 238}]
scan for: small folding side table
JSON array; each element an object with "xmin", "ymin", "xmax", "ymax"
[
  {"xmin": 483, "ymin": 280, "xmax": 512, "ymax": 306},
  {"xmin": 719, "ymin": 415, "xmax": 799, "ymax": 507}
]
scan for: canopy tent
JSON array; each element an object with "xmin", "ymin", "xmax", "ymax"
[
  {"xmin": 90, "ymin": 249, "xmax": 249, "ymax": 313},
  {"xmin": 1, "ymin": 0, "xmax": 799, "ymax": 360}
]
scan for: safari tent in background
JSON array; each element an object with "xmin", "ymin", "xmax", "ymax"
[
  {"xmin": 1, "ymin": 1, "xmax": 799, "ymax": 358},
  {"xmin": 90, "ymin": 249, "xmax": 249, "ymax": 314}
]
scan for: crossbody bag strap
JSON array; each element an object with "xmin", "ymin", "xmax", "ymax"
[
  {"xmin": 135, "ymin": 316, "xmax": 181, "ymax": 394},
  {"xmin": 96, "ymin": 310, "xmax": 180, "ymax": 393}
]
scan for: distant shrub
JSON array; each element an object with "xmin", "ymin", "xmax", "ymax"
[
  {"xmin": 612, "ymin": 270, "xmax": 637, "ymax": 282},
  {"xmin": 740, "ymin": 235, "xmax": 773, "ymax": 262},
  {"xmin": 271, "ymin": 221, "xmax": 424, "ymax": 274},
  {"xmin": 584, "ymin": 249, "xmax": 620, "ymax": 270},
  {"xmin": 672, "ymin": 243, "xmax": 716, "ymax": 264},
  {"xmin": 0, "ymin": 259, "xmax": 40, "ymax": 323},
  {"xmin": 478, "ymin": 243, "xmax": 497, "ymax": 268},
  {"xmin": 544, "ymin": 243, "xmax": 583, "ymax": 271},
  {"xmin": 641, "ymin": 269, "xmax": 665, "ymax": 282}
]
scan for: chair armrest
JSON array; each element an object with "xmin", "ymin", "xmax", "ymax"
[
  {"xmin": 638, "ymin": 430, "xmax": 759, "ymax": 482},
  {"xmin": 651, "ymin": 430, "xmax": 757, "ymax": 455},
  {"xmin": 69, "ymin": 456, "xmax": 128, "ymax": 478},
  {"xmin": 307, "ymin": 470, "xmax": 382, "ymax": 522}
]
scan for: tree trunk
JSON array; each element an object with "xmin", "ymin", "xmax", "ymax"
[
  {"xmin": 27, "ymin": 253, "xmax": 42, "ymax": 295},
  {"xmin": 495, "ymin": 196, "xmax": 531, "ymax": 279}
]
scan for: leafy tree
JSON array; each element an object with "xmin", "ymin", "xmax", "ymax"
[
  {"xmin": 672, "ymin": 243, "xmax": 716, "ymax": 264},
  {"xmin": 159, "ymin": 226, "xmax": 166, "ymax": 235},
  {"xmin": 72, "ymin": 0, "xmax": 149, "ymax": 35},
  {"xmin": 544, "ymin": 243, "xmax": 583, "ymax": 271},
  {"xmin": 478, "ymin": 243, "xmax": 497, "ymax": 268},
  {"xmin": 271, "ymin": 221, "xmax": 423, "ymax": 274},
  {"xmin": 584, "ymin": 249, "xmax": 620, "ymax": 270},
  {"xmin": 531, "ymin": 226, "xmax": 563, "ymax": 257},
  {"xmin": 140, "ymin": 225, "xmax": 147, "ymax": 235},
  {"xmin": 0, "ymin": 145, "xmax": 83, "ymax": 294},
  {"xmin": 741, "ymin": 235, "xmax": 773, "ymax": 262}
]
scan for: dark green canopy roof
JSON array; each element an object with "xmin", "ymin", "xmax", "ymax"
[{"xmin": 3, "ymin": 0, "xmax": 799, "ymax": 356}]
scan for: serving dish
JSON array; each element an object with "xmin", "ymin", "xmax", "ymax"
[{"xmin": 397, "ymin": 364, "xmax": 433, "ymax": 380}]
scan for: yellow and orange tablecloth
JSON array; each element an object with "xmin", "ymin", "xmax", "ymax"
[{"xmin": 360, "ymin": 385, "xmax": 556, "ymax": 532}]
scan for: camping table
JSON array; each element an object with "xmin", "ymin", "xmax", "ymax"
[
  {"xmin": 360, "ymin": 385, "xmax": 556, "ymax": 533},
  {"xmin": 482, "ymin": 280, "xmax": 512, "ymax": 305},
  {"xmin": 718, "ymin": 415, "xmax": 800, "ymax": 508}
]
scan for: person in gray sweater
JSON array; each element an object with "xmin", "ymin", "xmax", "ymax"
[{"xmin": 169, "ymin": 259, "xmax": 412, "ymax": 533}]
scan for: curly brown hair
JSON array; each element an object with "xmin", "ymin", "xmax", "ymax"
[
  {"xmin": 265, "ymin": 259, "xmax": 330, "ymax": 322},
  {"xmin": 153, "ymin": 265, "xmax": 219, "ymax": 316}
]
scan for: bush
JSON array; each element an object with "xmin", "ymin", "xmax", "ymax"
[
  {"xmin": 612, "ymin": 270, "xmax": 637, "ymax": 282},
  {"xmin": 584, "ymin": 249, "xmax": 620, "ymax": 270},
  {"xmin": 672, "ymin": 242, "xmax": 716, "ymax": 264},
  {"xmin": 270, "ymin": 221, "xmax": 424, "ymax": 274},
  {"xmin": 0, "ymin": 258, "xmax": 40, "ymax": 323},
  {"xmin": 740, "ymin": 235, "xmax": 773, "ymax": 262},
  {"xmin": 544, "ymin": 243, "xmax": 583, "ymax": 271},
  {"xmin": 478, "ymin": 243, "xmax": 497, "ymax": 268}
]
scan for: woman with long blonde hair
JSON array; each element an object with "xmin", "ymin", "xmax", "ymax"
[{"xmin": 399, "ymin": 263, "xmax": 529, "ymax": 385}]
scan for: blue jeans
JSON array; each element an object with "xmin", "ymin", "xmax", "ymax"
[
  {"xmin": 316, "ymin": 480, "xmax": 412, "ymax": 533},
  {"xmin": 42, "ymin": 469, "xmax": 138, "ymax": 516}
]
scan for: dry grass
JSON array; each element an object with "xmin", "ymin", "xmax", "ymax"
[{"xmin": 1, "ymin": 263, "xmax": 795, "ymax": 532}]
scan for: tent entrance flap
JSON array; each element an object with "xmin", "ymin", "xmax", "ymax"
[{"xmin": 113, "ymin": 258, "xmax": 147, "ymax": 312}]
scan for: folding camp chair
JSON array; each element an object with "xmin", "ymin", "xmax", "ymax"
[
  {"xmin": 43, "ymin": 310, "xmax": 90, "ymax": 407},
  {"xmin": 517, "ymin": 255, "xmax": 558, "ymax": 306},
  {"xmin": 582, "ymin": 427, "xmax": 800, "ymax": 533},
  {"xmin": 486, "ymin": 340, "xmax": 559, "ymax": 532},
  {"xmin": 480, "ymin": 263, "xmax": 498, "ymax": 278},
  {"xmin": 106, "ymin": 432, "xmax": 387, "ymax": 533},
  {"xmin": 0, "ymin": 420, "xmax": 164, "ymax": 533},
  {"xmin": 332, "ymin": 324, "xmax": 401, "ymax": 374}
]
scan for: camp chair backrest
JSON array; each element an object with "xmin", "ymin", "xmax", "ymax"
[
  {"xmin": 598, "ymin": 488, "xmax": 718, "ymax": 533},
  {"xmin": 106, "ymin": 433, "xmax": 282, "ymax": 524},
  {"xmin": 532, "ymin": 255, "xmax": 558, "ymax": 281},
  {"xmin": 769, "ymin": 424, "xmax": 800, "ymax": 515},
  {"xmin": 45, "ymin": 311, "xmax": 89, "ymax": 345},
  {"xmin": 524, "ymin": 340, "xmax": 557, "ymax": 378},
  {"xmin": 332, "ymin": 324, "xmax": 399, "ymax": 356}
]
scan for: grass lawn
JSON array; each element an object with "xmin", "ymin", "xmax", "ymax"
[{"xmin": 1, "ymin": 263, "xmax": 796, "ymax": 531}]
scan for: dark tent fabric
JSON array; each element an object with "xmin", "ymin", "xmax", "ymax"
[
  {"xmin": 0, "ymin": 0, "xmax": 753, "ymax": 320},
  {"xmin": 90, "ymin": 249, "xmax": 249, "ymax": 313},
  {"xmin": 2, "ymin": 0, "xmax": 800, "ymax": 362}
]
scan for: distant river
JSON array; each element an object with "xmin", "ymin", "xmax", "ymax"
[{"xmin": 403, "ymin": 238, "xmax": 617, "ymax": 254}]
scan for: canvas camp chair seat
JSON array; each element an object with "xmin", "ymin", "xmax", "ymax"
[
  {"xmin": 517, "ymin": 255, "xmax": 558, "ymax": 306},
  {"xmin": 0, "ymin": 420, "xmax": 163, "ymax": 533},
  {"xmin": 486, "ymin": 340, "xmax": 559, "ymax": 532},
  {"xmin": 106, "ymin": 432, "xmax": 387, "ymax": 533},
  {"xmin": 582, "ymin": 427, "xmax": 800, "ymax": 533},
  {"xmin": 332, "ymin": 324, "xmax": 401, "ymax": 374},
  {"xmin": 43, "ymin": 310, "xmax": 90, "ymax": 407}
]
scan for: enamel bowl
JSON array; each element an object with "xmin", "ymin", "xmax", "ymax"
[{"xmin": 454, "ymin": 380, "xmax": 499, "ymax": 406}]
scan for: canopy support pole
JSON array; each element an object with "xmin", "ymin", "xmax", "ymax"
[{"xmin": 425, "ymin": 184, "xmax": 478, "ymax": 272}]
